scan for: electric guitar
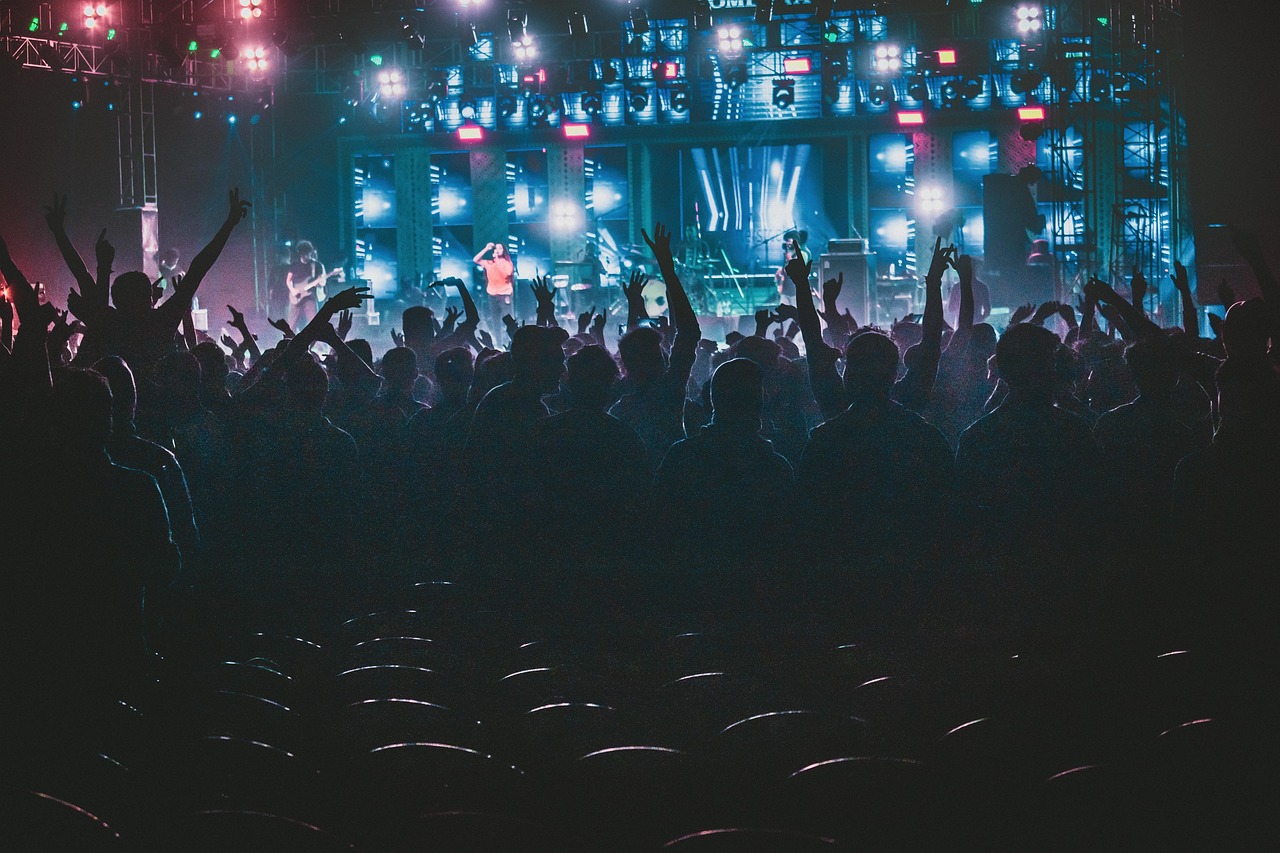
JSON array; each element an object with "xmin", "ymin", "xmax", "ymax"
[{"xmin": 287, "ymin": 267, "xmax": 344, "ymax": 307}]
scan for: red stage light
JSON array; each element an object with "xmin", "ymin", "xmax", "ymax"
[
  {"xmin": 458, "ymin": 126, "xmax": 484, "ymax": 142},
  {"xmin": 897, "ymin": 110, "xmax": 925, "ymax": 126},
  {"xmin": 782, "ymin": 57, "xmax": 812, "ymax": 74},
  {"xmin": 652, "ymin": 60, "xmax": 681, "ymax": 80},
  {"xmin": 563, "ymin": 123, "xmax": 590, "ymax": 139},
  {"xmin": 937, "ymin": 49, "xmax": 957, "ymax": 65},
  {"xmin": 1018, "ymin": 105, "xmax": 1046, "ymax": 121}
]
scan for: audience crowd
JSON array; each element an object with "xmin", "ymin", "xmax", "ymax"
[{"xmin": 1, "ymin": 190, "xmax": 1276, "ymax": 850}]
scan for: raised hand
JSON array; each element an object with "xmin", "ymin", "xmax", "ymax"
[
  {"xmin": 477, "ymin": 328, "xmax": 495, "ymax": 349},
  {"xmin": 221, "ymin": 333, "xmax": 239, "ymax": 350},
  {"xmin": 95, "ymin": 228, "xmax": 114, "ymax": 269},
  {"xmin": 1030, "ymin": 300, "xmax": 1060, "ymax": 325},
  {"xmin": 591, "ymin": 313, "xmax": 605, "ymax": 334},
  {"xmin": 1130, "ymin": 262, "xmax": 1148, "ymax": 309},
  {"xmin": 784, "ymin": 238, "xmax": 812, "ymax": 285},
  {"xmin": 622, "ymin": 269, "xmax": 649, "ymax": 304},
  {"xmin": 1056, "ymin": 302, "xmax": 1078, "ymax": 327},
  {"xmin": 1084, "ymin": 276, "xmax": 1116, "ymax": 304},
  {"xmin": 823, "ymin": 272, "xmax": 844, "ymax": 304},
  {"xmin": 502, "ymin": 313, "xmax": 519, "ymax": 338},
  {"xmin": 925, "ymin": 236, "xmax": 957, "ymax": 282},
  {"xmin": 1008, "ymin": 302, "xmax": 1036, "ymax": 325},
  {"xmin": 336, "ymin": 308, "xmax": 353, "ymax": 341},
  {"xmin": 226, "ymin": 187, "xmax": 252, "ymax": 225},
  {"xmin": 227, "ymin": 304, "xmax": 248, "ymax": 329},
  {"xmin": 531, "ymin": 274, "xmax": 556, "ymax": 312},
  {"xmin": 269, "ymin": 317, "xmax": 295, "ymax": 338},
  {"xmin": 956, "ymin": 253, "xmax": 973, "ymax": 281},
  {"xmin": 1219, "ymin": 279, "xmax": 1236, "ymax": 307},
  {"xmin": 1207, "ymin": 311, "xmax": 1224, "ymax": 339},
  {"xmin": 324, "ymin": 284, "xmax": 370, "ymax": 314},
  {"xmin": 577, "ymin": 306, "xmax": 595, "ymax": 336},
  {"xmin": 1169, "ymin": 260, "xmax": 1191, "ymax": 295},
  {"xmin": 775, "ymin": 302, "xmax": 799, "ymax": 323},
  {"xmin": 641, "ymin": 222, "xmax": 675, "ymax": 268},
  {"xmin": 441, "ymin": 305, "xmax": 460, "ymax": 335},
  {"xmin": 754, "ymin": 307, "xmax": 777, "ymax": 336},
  {"xmin": 44, "ymin": 193, "xmax": 68, "ymax": 231},
  {"xmin": 390, "ymin": 327, "xmax": 405, "ymax": 348}
]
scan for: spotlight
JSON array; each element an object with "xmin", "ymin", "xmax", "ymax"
[
  {"xmin": 936, "ymin": 49, "xmax": 957, "ymax": 65},
  {"xmin": 917, "ymin": 184, "xmax": 946, "ymax": 217},
  {"xmin": 941, "ymin": 80, "xmax": 959, "ymax": 103},
  {"xmin": 238, "ymin": 0, "xmax": 264, "ymax": 21},
  {"xmin": 498, "ymin": 93, "xmax": 517, "ymax": 117},
  {"xmin": 194, "ymin": 110, "xmax": 203, "ymax": 119},
  {"xmin": 1018, "ymin": 105, "xmax": 1046, "ymax": 121},
  {"xmin": 427, "ymin": 77, "xmax": 448, "ymax": 102},
  {"xmin": 629, "ymin": 6, "xmax": 650, "ymax": 36},
  {"xmin": 581, "ymin": 89, "xmax": 601, "ymax": 114},
  {"xmin": 514, "ymin": 39, "xmax": 538, "ymax": 62},
  {"xmin": 240, "ymin": 45, "xmax": 269, "ymax": 73},
  {"xmin": 458, "ymin": 125, "xmax": 484, "ymax": 142},
  {"xmin": 897, "ymin": 110, "xmax": 924, "ymax": 126},
  {"xmin": 717, "ymin": 25, "xmax": 745, "ymax": 57},
  {"xmin": 228, "ymin": 113, "xmax": 237, "ymax": 124},
  {"xmin": 459, "ymin": 99, "xmax": 477, "ymax": 120},
  {"xmin": 669, "ymin": 83, "xmax": 690, "ymax": 113},
  {"xmin": 754, "ymin": 0, "xmax": 773, "ymax": 25},
  {"xmin": 628, "ymin": 86, "xmax": 649, "ymax": 111},
  {"xmin": 961, "ymin": 77, "xmax": 983, "ymax": 100},
  {"xmin": 1016, "ymin": 5, "xmax": 1043, "ymax": 35},
  {"xmin": 868, "ymin": 82, "xmax": 893, "ymax": 107},
  {"xmin": 771, "ymin": 78, "xmax": 795, "ymax": 109},
  {"xmin": 782, "ymin": 57, "xmax": 811, "ymax": 74},
  {"xmin": 377, "ymin": 68, "xmax": 406, "ymax": 99},
  {"xmin": 873, "ymin": 44, "xmax": 902, "ymax": 73},
  {"xmin": 82, "ymin": 3, "xmax": 107, "ymax": 29},
  {"xmin": 528, "ymin": 95, "xmax": 547, "ymax": 120},
  {"xmin": 724, "ymin": 63, "xmax": 748, "ymax": 89},
  {"xmin": 1011, "ymin": 69, "xmax": 1045, "ymax": 95},
  {"xmin": 906, "ymin": 75, "xmax": 929, "ymax": 102},
  {"xmin": 563, "ymin": 123, "xmax": 590, "ymax": 139}
]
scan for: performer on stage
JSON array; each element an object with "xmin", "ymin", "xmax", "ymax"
[
  {"xmin": 474, "ymin": 241, "xmax": 515, "ymax": 331},
  {"xmin": 285, "ymin": 240, "xmax": 326, "ymax": 328},
  {"xmin": 775, "ymin": 229, "xmax": 811, "ymax": 303}
]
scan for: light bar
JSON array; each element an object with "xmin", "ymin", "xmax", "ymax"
[
  {"xmin": 1018, "ymin": 105, "xmax": 1046, "ymax": 121},
  {"xmin": 782, "ymin": 57, "xmax": 812, "ymax": 74},
  {"xmin": 563, "ymin": 123, "xmax": 591, "ymax": 139},
  {"xmin": 458, "ymin": 125, "xmax": 484, "ymax": 142},
  {"xmin": 937, "ymin": 49, "xmax": 957, "ymax": 65},
  {"xmin": 896, "ymin": 110, "xmax": 925, "ymax": 126}
]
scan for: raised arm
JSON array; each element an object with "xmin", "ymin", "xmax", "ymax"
[
  {"xmin": 945, "ymin": 254, "xmax": 977, "ymax": 356},
  {"xmin": 42, "ymin": 194, "xmax": 99, "ymax": 301},
  {"xmin": 621, "ymin": 269, "xmax": 650, "ymax": 330},
  {"xmin": 1085, "ymin": 276, "xmax": 1161, "ymax": 340},
  {"xmin": 1170, "ymin": 260, "xmax": 1197, "ymax": 337},
  {"xmin": 227, "ymin": 304, "xmax": 262, "ymax": 362},
  {"xmin": 786, "ymin": 241, "xmax": 844, "ymax": 418},
  {"xmin": 93, "ymin": 228, "xmax": 114, "ymax": 308},
  {"xmin": 473, "ymin": 242, "xmax": 494, "ymax": 265},
  {"xmin": 159, "ymin": 189, "xmax": 251, "ymax": 328},
  {"xmin": 643, "ymin": 222, "xmax": 700, "ymax": 346}
]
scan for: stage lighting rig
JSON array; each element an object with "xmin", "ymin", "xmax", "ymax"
[
  {"xmin": 669, "ymin": 83, "xmax": 690, "ymax": 113},
  {"xmin": 868, "ymin": 82, "xmax": 893, "ymax": 107},
  {"xmin": 873, "ymin": 44, "xmax": 902, "ymax": 73},
  {"xmin": 82, "ymin": 3, "xmax": 107, "ymax": 30},
  {"xmin": 459, "ymin": 99, "xmax": 477, "ymax": 120},
  {"xmin": 238, "ymin": 0, "xmax": 264, "ymax": 21},
  {"xmin": 241, "ymin": 45, "xmax": 269, "ymax": 74},
  {"xmin": 906, "ymin": 75, "xmax": 929, "ymax": 103},
  {"xmin": 771, "ymin": 78, "xmax": 795, "ymax": 109},
  {"xmin": 377, "ymin": 68, "xmax": 406, "ymax": 99},
  {"xmin": 508, "ymin": 12, "xmax": 537, "ymax": 61},
  {"xmin": 581, "ymin": 88, "xmax": 602, "ymax": 115},
  {"xmin": 723, "ymin": 62, "xmax": 748, "ymax": 90},
  {"xmin": 627, "ymin": 85, "xmax": 649, "ymax": 111},
  {"xmin": 1016, "ymin": 5, "xmax": 1043, "ymax": 36},
  {"xmin": 717, "ymin": 25, "xmax": 746, "ymax": 58}
]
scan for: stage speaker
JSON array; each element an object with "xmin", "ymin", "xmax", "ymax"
[{"xmin": 818, "ymin": 251, "xmax": 876, "ymax": 326}]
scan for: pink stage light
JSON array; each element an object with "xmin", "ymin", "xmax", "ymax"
[
  {"xmin": 458, "ymin": 126, "xmax": 484, "ymax": 142},
  {"xmin": 897, "ymin": 110, "xmax": 925, "ymax": 126}
]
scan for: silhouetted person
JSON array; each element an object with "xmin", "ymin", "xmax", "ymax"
[
  {"xmin": 798, "ymin": 330, "xmax": 953, "ymax": 560},
  {"xmin": 529, "ymin": 345, "xmax": 649, "ymax": 569},
  {"xmin": 956, "ymin": 323, "xmax": 1100, "ymax": 552},
  {"xmin": 655, "ymin": 358, "xmax": 794, "ymax": 610}
]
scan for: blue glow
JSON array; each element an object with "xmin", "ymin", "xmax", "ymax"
[{"xmin": 227, "ymin": 114, "xmax": 237, "ymax": 124}]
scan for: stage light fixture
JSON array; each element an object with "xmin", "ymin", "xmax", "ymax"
[
  {"xmin": 782, "ymin": 57, "xmax": 811, "ymax": 74},
  {"xmin": 961, "ymin": 77, "xmax": 983, "ymax": 99},
  {"xmin": 724, "ymin": 63, "xmax": 748, "ymax": 90},
  {"xmin": 528, "ymin": 95, "xmax": 548, "ymax": 120},
  {"xmin": 670, "ymin": 83, "xmax": 690, "ymax": 113},
  {"xmin": 377, "ymin": 68, "xmax": 406, "ymax": 99},
  {"xmin": 917, "ymin": 184, "xmax": 946, "ymax": 217},
  {"xmin": 498, "ymin": 93, "xmax": 517, "ymax": 117},
  {"xmin": 907, "ymin": 76, "xmax": 929, "ymax": 102},
  {"xmin": 897, "ymin": 110, "xmax": 924, "ymax": 126},
  {"xmin": 514, "ymin": 39, "xmax": 537, "ymax": 61},
  {"xmin": 629, "ymin": 6, "xmax": 650, "ymax": 36},
  {"xmin": 628, "ymin": 86, "xmax": 649, "ymax": 111},
  {"xmin": 427, "ymin": 77, "xmax": 448, "ymax": 102},
  {"xmin": 458, "ymin": 125, "xmax": 484, "ymax": 142},
  {"xmin": 1011, "ymin": 69, "xmax": 1045, "ymax": 95},
  {"xmin": 241, "ymin": 45, "xmax": 269, "ymax": 73},
  {"xmin": 717, "ymin": 25, "xmax": 745, "ymax": 57},
  {"xmin": 937, "ymin": 49, "xmax": 957, "ymax": 65},
  {"xmin": 1018, "ymin": 105, "xmax": 1046, "ymax": 121},
  {"xmin": 868, "ymin": 82, "xmax": 893, "ymax": 107},
  {"xmin": 1016, "ymin": 5, "xmax": 1042, "ymax": 35},
  {"xmin": 228, "ymin": 113, "xmax": 237, "ymax": 124},
  {"xmin": 459, "ymin": 99, "xmax": 477, "ymax": 120},
  {"xmin": 82, "ymin": 3, "xmax": 107, "ymax": 29},
  {"xmin": 563, "ymin": 123, "xmax": 590, "ymax": 139},
  {"xmin": 941, "ymin": 80, "xmax": 959, "ymax": 103},
  {"xmin": 754, "ymin": 0, "xmax": 773, "ymax": 25},
  {"xmin": 771, "ymin": 78, "xmax": 795, "ymax": 109},
  {"xmin": 692, "ymin": 0, "xmax": 713, "ymax": 32},
  {"xmin": 873, "ymin": 44, "xmax": 902, "ymax": 73},
  {"xmin": 238, "ymin": 0, "xmax": 264, "ymax": 21},
  {"xmin": 581, "ymin": 89, "xmax": 601, "ymax": 114},
  {"xmin": 194, "ymin": 110, "xmax": 203, "ymax": 119},
  {"xmin": 602, "ymin": 62, "xmax": 620, "ymax": 85}
]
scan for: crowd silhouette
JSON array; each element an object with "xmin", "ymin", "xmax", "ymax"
[{"xmin": 0, "ymin": 188, "xmax": 1276, "ymax": 850}]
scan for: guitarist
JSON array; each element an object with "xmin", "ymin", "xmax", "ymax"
[{"xmin": 285, "ymin": 240, "xmax": 326, "ymax": 327}]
